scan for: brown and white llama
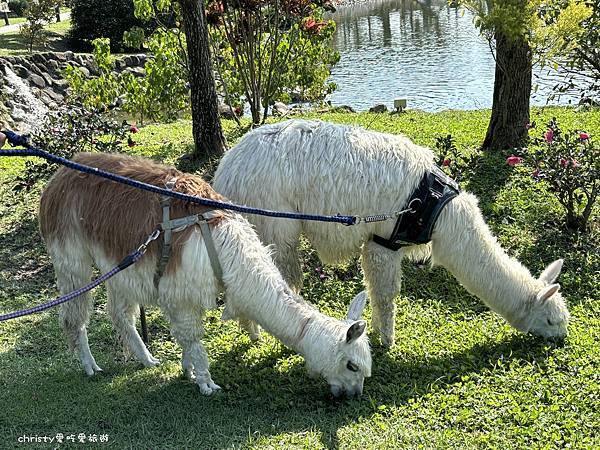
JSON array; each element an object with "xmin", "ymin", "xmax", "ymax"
[
  {"xmin": 213, "ymin": 119, "xmax": 571, "ymax": 347},
  {"xmin": 38, "ymin": 153, "xmax": 371, "ymax": 397}
]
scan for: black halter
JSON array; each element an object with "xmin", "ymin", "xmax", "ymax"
[{"xmin": 373, "ymin": 165, "xmax": 460, "ymax": 251}]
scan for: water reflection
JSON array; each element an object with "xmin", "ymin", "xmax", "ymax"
[{"xmin": 328, "ymin": 0, "xmax": 574, "ymax": 111}]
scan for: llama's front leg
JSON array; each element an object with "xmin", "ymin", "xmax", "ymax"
[
  {"xmin": 166, "ymin": 306, "xmax": 221, "ymax": 395},
  {"xmin": 361, "ymin": 240, "xmax": 403, "ymax": 348},
  {"xmin": 238, "ymin": 318, "xmax": 261, "ymax": 341},
  {"xmin": 106, "ymin": 290, "xmax": 159, "ymax": 367},
  {"xmin": 56, "ymin": 263, "xmax": 102, "ymax": 376}
]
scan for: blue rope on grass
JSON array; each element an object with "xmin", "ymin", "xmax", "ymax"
[
  {"xmin": 0, "ymin": 130, "xmax": 358, "ymax": 226},
  {"xmin": 0, "ymin": 249, "xmax": 144, "ymax": 322}
]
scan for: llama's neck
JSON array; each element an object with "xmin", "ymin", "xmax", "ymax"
[
  {"xmin": 432, "ymin": 194, "xmax": 539, "ymax": 329},
  {"xmin": 216, "ymin": 218, "xmax": 336, "ymax": 353}
]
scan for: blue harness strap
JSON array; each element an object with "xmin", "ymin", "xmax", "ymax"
[{"xmin": 373, "ymin": 166, "xmax": 460, "ymax": 250}]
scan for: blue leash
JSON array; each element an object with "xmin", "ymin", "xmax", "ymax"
[
  {"xmin": 0, "ymin": 130, "xmax": 358, "ymax": 226},
  {"xmin": 0, "ymin": 230, "xmax": 160, "ymax": 323}
]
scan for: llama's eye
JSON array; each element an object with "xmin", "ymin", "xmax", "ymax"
[{"xmin": 346, "ymin": 361, "xmax": 359, "ymax": 372}]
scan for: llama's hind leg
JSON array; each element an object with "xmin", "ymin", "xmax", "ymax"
[
  {"xmin": 165, "ymin": 305, "xmax": 221, "ymax": 395},
  {"xmin": 361, "ymin": 240, "xmax": 404, "ymax": 348},
  {"xmin": 55, "ymin": 260, "xmax": 102, "ymax": 375},
  {"xmin": 106, "ymin": 288, "xmax": 159, "ymax": 367}
]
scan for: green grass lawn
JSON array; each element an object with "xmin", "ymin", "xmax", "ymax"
[
  {"xmin": 0, "ymin": 16, "xmax": 27, "ymax": 27},
  {"xmin": 0, "ymin": 108, "xmax": 599, "ymax": 448},
  {"xmin": 0, "ymin": 19, "xmax": 70, "ymax": 56}
]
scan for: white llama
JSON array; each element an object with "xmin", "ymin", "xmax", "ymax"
[
  {"xmin": 213, "ymin": 119, "xmax": 570, "ymax": 347},
  {"xmin": 39, "ymin": 152, "xmax": 372, "ymax": 397}
]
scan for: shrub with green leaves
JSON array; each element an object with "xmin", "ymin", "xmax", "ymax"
[
  {"xmin": 506, "ymin": 118, "xmax": 599, "ymax": 230},
  {"xmin": 14, "ymin": 102, "xmax": 130, "ymax": 191},
  {"xmin": 64, "ymin": 36, "xmax": 188, "ymax": 123},
  {"xmin": 69, "ymin": 0, "xmax": 150, "ymax": 52},
  {"xmin": 207, "ymin": 0, "xmax": 339, "ymax": 124},
  {"xmin": 434, "ymin": 133, "xmax": 478, "ymax": 185},
  {"xmin": 19, "ymin": 0, "xmax": 58, "ymax": 53}
]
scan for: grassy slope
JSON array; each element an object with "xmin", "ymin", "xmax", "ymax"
[
  {"xmin": 0, "ymin": 108, "xmax": 599, "ymax": 449},
  {"xmin": 0, "ymin": 19, "xmax": 70, "ymax": 56}
]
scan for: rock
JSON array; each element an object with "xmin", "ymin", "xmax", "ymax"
[
  {"xmin": 78, "ymin": 66, "xmax": 90, "ymax": 77},
  {"xmin": 28, "ymin": 73, "xmax": 46, "ymax": 89},
  {"xmin": 31, "ymin": 53, "xmax": 46, "ymax": 65},
  {"xmin": 44, "ymin": 89, "xmax": 64, "ymax": 103},
  {"xmin": 218, "ymin": 103, "xmax": 238, "ymax": 120},
  {"xmin": 369, "ymin": 103, "xmax": 388, "ymax": 113},
  {"xmin": 115, "ymin": 59, "xmax": 127, "ymax": 71},
  {"xmin": 272, "ymin": 101, "xmax": 289, "ymax": 116},
  {"xmin": 124, "ymin": 66, "xmax": 145, "ymax": 77},
  {"xmin": 13, "ymin": 65, "xmax": 29, "ymax": 78},
  {"xmin": 46, "ymin": 59, "xmax": 60, "ymax": 73},
  {"xmin": 41, "ymin": 72, "xmax": 54, "ymax": 87},
  {"xmin": 52, "ymin": 78, "xmax": 69, "ymax": 92},
  {"xmin": 54, "ymin": 52, "xmax": 67, "ymax": 62},
  {"xmin": 333, "ymin": 105, "xmax": 355, "ymax": 113},
  {"xmin": 64, "ymin": 51, "xmax": 75, "ymax": 61}
]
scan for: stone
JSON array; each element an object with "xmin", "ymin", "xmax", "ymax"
[
  {"xmin": 41, "ymin": 72, "xmax": 54, "ymax": 87},
  {"xmin": 369, "ymin": 104, "xmax": 388, "ymax": 113},
  {"xmin": 44, "ymin": 89, "xmax": 64, "ymax": 103},
  {"xmin": 78, "ymin": 66, "xmax": 90, "ymax": 77},
  {"xmin": 54, "ymin": 52, "xmax": 67, "ymax": 62},
  {"xmin": 52, "ymin": 78, "xmax": 69, "ymax": 92},
  {"xmin": 46, "ymin": 59, "xmax": 60, "ymax": 73},
  {"xmin": 115, "ymin": 59, "xmax": 126, "ymax": 71},
  {"xmin": 29, "ymin": 73, "xmax": 47, "ymax": 89},
  {"xmin": 218, "ymin": 103, "xmax": 238, "ymax": 120},
  {"xmin": 64, "ymin": 51, "xmax": 75, "ymax": 61},
  {"xmin": 125, "ymin": 66, "xmax": 145, "ymax": 77},
  {"xmin": 13, "ymin": 65, "xmax": 29, "ymax": 78},
  {"xmin": 31, "ymin": 53, "xmax": 46, "ymax": 65},
  {"xmin": 272, "ymin": 101, "xmax": 289, "ymax": 116}
]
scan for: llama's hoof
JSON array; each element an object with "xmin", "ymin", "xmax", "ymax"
[
  {"xmin": 83, "ymin": 362, "xmax": 103, "ymax": 376},
  {"xmin": 198, "ymin": 381, "xmax": 222, "ymax": 395},
  {"xmin": 142, "ymin": 355, "xmax": 160, "ymax": 367}
]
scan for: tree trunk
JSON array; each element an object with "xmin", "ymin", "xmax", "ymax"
[
  {"xmin": 178, "ymin": 0, "xmax": 226, "ymax": 159},
  {"xmin": 482, "ymin": 30, "xmax": 532, "ymax": 150}
]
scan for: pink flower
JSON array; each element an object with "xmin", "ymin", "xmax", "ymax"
[
  {"xmin": 572, "ymin": 159, "xmax": 580, "ymax": 168},
  {"xmin": 130, "ymin": 125, "xmax": 139, "ymax": 134},
  {"xmin": 442, "ymin": 158, "xmax": 451, "ymax": 167},
  {"xmin": 579, "ymin": 132, "xmax": 589, "ymax": 140},
  {"xmin": 544, "ymin": 129, "xmax": 554, "ymax": 143},
  {"xmin": 506, "ymin": 156, "xmax": 523, "ymax": 166},
  {"xmin": 525, "ymin": 123, "xmax": 533, "ymax": 130}
]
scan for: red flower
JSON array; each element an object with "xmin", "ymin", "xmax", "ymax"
[
  {"xmin": 304, "ymin": 18, "xmax": 316, "ymax": 30},
  {"xmin": 579, "ymin": 132, "xmax": 589, "ymax": 140},
  {"xmin": 442, "ymin": 158, "xmax": 451, "ymax": 167},
  {"xmin": 506, "ymin": 155, "xmax": 523, "ymax": 166},
  {"xmin": 234, "ymin": 106, "xmax": 243, "ymax": 116},
  {"xmin": 130, "ymin": 125, "xmax": 139, "ymax": 134},
  {"xmin": 544, "ymin": 129, "xmax": 554, "ymax": 143},
  {"xmin": 560, "ymin": 158, "xmax": 568, "ymax": 168}
]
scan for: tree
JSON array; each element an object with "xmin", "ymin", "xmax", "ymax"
[
  {"xmin": 133, "ymin": 0, "xmax": 225, "ymax": 159},
  {"xmin": 20, "ymin": 0, "xmax": 59, "ymax": 52},
  {"xmin": 462, "ymin": 0, "xmax": 593, "ymax": 150},
  {"xmin": 206, "ymin": 0, "xmax": 338, "ymax": 124},
  {"xmin": 178, "ymin": 0, "xmax": 226, "ymax": 158}
]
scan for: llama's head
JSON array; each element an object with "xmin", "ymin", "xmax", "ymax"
[
  {"xmin": 304, "ymin": 292, "xmax": 372, "ymax": 398},
  {"xmin": 514, "ymin": 259, "xmax": 570, "ymax": 338}
]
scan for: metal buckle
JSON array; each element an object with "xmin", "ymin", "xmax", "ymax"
[{"xmin": 137, "ymin": 229, "xmax": 161, "ymax": 253}]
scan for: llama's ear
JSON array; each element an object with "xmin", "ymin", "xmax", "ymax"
[
  {"xmin": 346, "ymin": 320, "xmax": 366, "ymax": 344},
  {"xmin": 346, "ymin": 291, "xmax": 368, "ymax": 320},
  {"xmin": 536, "ymin": 284, "xmax": 560, "ymax": 303},
  {"xmin": 539, "ymin": 259, "xmax": 564, "ymax": 284}
]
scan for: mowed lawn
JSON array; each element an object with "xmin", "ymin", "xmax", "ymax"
[{"xmin": 0, "ymin": 108, "xmax": 598, "ymax": 449}]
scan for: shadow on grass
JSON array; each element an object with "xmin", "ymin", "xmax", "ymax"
[
  {"xmin": 0, "ymin": 311, "xmax": 561, "ymax": 449},
  {"xmin": 0, "ymin": 30, "xmax": 70, "ymax": 56}
]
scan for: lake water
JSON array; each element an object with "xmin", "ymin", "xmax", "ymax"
[{"xmin": 327, "ymin": 0, "xmax": 575, "ymax": 111}]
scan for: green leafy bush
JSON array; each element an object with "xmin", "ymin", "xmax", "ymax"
[
  {"xmin": 14, "ymin": 102, "xmax": 130, "ymax": 191},
  {"xmin": 207, "ymin": 0, "xmax": 339, "ymax": 124},
  {"xmin": 19, "ymin": 0, "xmax": 58, "ymax": 52},
  {"xmin": 506, "ymin": 119, "xmax": 599, "ymax": 230},
  {"xmin": 8, "ymin": 0, "xmax": 30, "ymax": 17},
  {"xmin": 69, "ymin": 0, "xmax": 150, "ymax": 52},
  {"xmin": 64, "ymin": 36, "xmax": 188, "ymax": 123}
]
